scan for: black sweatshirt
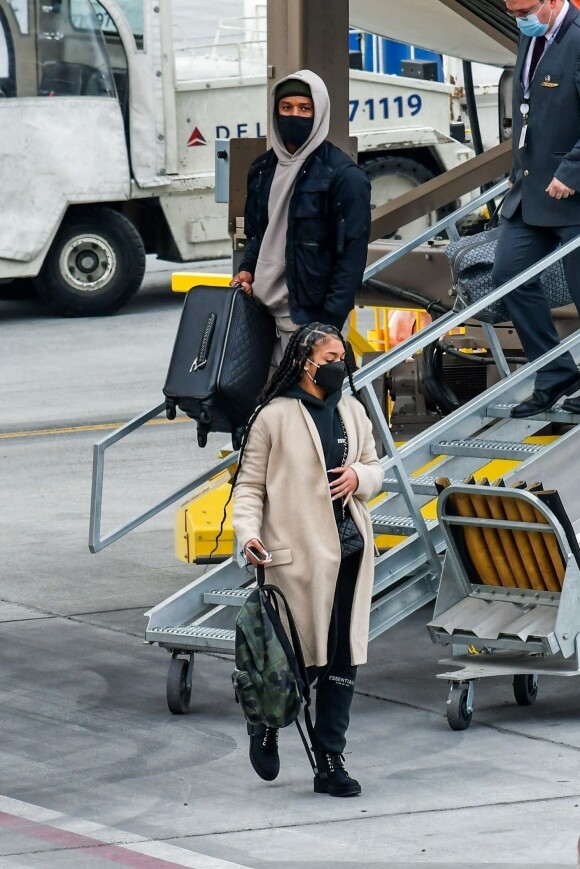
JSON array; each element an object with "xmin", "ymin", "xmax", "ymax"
[{"xmin": 284, "ymin": 384, "xmax": 345, "ymax": 522}]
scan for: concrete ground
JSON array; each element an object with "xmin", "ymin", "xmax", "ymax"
[{"xmin": 1, "ymin": 261, "xmax": 578, "ymax": 868}]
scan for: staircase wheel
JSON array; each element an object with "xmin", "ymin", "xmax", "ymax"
[
  {"xmin": 166, "ymin": 656, "xmax": 192, "ymax": 715},
  {"xmin": 446, "ymin": 684, "xmax": 473, "ymax": 731},
  {"xmin": 513, "ymin": 674, "xmax": 539, "ymax": 706}
]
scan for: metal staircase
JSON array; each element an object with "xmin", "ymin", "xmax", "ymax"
[{"xmin": 89, "ymin": 180, "xmax": 580, "ymax": 710}]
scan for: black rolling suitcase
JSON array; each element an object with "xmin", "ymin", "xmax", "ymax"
[{"xmin": 163, "ymin": 285, "xmax": 276, "ymax": 448}]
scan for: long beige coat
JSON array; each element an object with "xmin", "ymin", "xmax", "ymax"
[{"xmin": 232, "ymin": 394, "xmax": 383, "ymax": 667}]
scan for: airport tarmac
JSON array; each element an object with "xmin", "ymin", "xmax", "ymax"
[{"xmin": 1, "ymin": 261, "xmax": 579, "ymax": 868}]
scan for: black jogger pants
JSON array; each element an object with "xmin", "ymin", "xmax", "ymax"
[{"xmin": 307, "ymin": 551, "xmax": 361, "ymax": 755}]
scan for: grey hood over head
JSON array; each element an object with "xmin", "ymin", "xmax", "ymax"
[{"xmin": 251, "ymin": 69, "xmax": 331, "ymax": 317}]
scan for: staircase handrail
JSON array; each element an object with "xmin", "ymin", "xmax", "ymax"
[
  {"xmin": 355, "ymin": 227, "xmax": 580, "ymax": 390},
  {"xmin": 89, "ymin": 408, "xmax": 235, "ymax": 553},
  {"xmin": 364, "ymin": 177, "xmax": 509, "ymax": 282}
]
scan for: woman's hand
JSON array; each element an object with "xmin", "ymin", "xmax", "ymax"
[
  {"xmin": 243, "ymin": 538, "xmax": 271, "ymax": 566},
  {"xmin": 328, "ymin": 466, "xmax": 359, "ymax": 504}
]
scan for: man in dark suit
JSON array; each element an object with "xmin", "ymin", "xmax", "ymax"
[{"xmin": 492, "ymin": 0, "xmax": 580, "ymax": 416}]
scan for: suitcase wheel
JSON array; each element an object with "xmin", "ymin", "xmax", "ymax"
[
  {"xmin": 197, "ymin": 427, "xmax": 208, "ymax": 449},
  {"xmin": 165, "ymin": 399, "xmax": 176, "ymax": 421}
]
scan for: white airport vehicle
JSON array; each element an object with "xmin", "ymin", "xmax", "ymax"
[{"xmin": 0, "ymin": 0, "xmax": 507, "ymax": 315}]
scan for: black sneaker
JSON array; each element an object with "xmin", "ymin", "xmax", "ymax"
[
  {"xmin": 248, "ymin": 724, "xmax": 280, "ymax": 781},
  {"xmin": 313, "ymin": 751, "xmax": 361, "ymax": 797}
]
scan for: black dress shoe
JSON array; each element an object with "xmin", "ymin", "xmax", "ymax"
[
  {"xmin": 561, "ymin": 395, "xmax": 580, "ymax": 413},
  {"xmin": 510, "ymin": 373, "xmax": 580, "ymax": 418},
  {"xmin": 248, "ymin": 723, "xmax": 279, "ymax": 781}
]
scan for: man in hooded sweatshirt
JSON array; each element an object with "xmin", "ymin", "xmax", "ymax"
[{"xmin": 231, "ymin": 69, "xmax": 372, "ymax": 365}]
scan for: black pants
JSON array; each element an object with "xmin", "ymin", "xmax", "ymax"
[
  {"xmin": 307, "ymin": 552, "xmax": 360, "ymax": 755},
  {"xmin": 491, "ymin": 207, "xmax": 580, "ymax": 391}
]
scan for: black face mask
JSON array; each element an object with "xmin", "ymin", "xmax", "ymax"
[
  {"xmin": 308, "ymin": 360, "xmax": 346, "ymax": 394},
  {"xmin": 277, "ymin": 114, "xmax": 314, "ymax": 149}
]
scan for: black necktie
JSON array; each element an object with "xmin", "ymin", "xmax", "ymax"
[{"xmin": 528, "ymin": 35, "xmax": 546, "ymax": 83}]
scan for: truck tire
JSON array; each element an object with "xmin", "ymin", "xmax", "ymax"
[
  {"xmin": 361, "ymin": 155, "xmax": 435, "ymax": 241},
  {"xmin": 34, "ymin": 207, "xmax": 146, "ymax": 316}
]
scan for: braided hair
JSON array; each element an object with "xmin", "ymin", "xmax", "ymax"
[
  {"xmin": 235, "ymin": 322, "xmax": 364, "ymax": 486},
  {"xmin": 208, "ymin": 322, "xmax": 364, "ymax": 562}
]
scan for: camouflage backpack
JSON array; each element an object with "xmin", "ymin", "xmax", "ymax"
[{"xmin": 232, "ymin": 566, "xmax": 315, "ymax": 741}]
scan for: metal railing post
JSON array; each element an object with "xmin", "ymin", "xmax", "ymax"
[
  {"xmin": 362, "ymin": 385, "xmax": 441, "ymax": 577},
  {"xmin": 88, "ymin": 402, "xmax": 237, "ymax": 553}
]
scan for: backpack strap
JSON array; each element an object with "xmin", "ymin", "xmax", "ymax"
[
  {"xmin": 256, "ymin": 566, "xmax": 318, "ymax": 773},
  {"xmin": 295, "ymin": 713, "xmax": 317, "ymax": 773}
]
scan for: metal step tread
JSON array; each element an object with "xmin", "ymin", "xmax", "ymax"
[
  {"xmin": 203, "ymin": 588, "xmax": 252, "ymax": 606},
  {"xmin": 372, "ymin": 513, "xmax": 437, "ymax": 535},
  {"xmin": 148, "ymin": 625, "xmax": 235, "ymax": 641},
  {"xmin": 488, "ymin": 402, "xmax": 580, "ymax": 422},
  {"xmin": 431, "ymin": 438, "xmax": 543, "ymax": 459},
  {"xmin": 428, "ymin": 596, "xmax": 556, "ymax": 642},
  {"xmin": 383, "ymin": 474, "xmax": 463, "ymax": 495}
]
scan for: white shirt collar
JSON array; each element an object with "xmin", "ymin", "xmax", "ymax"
[{"xmin": 546, "ymin": 0, "xmax": 569, "ymax": 44}]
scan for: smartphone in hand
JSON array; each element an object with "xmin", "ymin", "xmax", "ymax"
[{"xmin": 246, "ymin": 545, "xmax": 272, "ymax": 563}]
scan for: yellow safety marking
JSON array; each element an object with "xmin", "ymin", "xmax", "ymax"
[
  {"xmin": 0, "ymin": 417, "xmax": 190, "ymax": 440},
  {"xmin": 171, "ymin": 399, "xmax": 562, "ymax": 561},
  {"xmin": 375, "ymin": 434, "xmax": 560, "ymax": 549},
  {"xmin": 171, "ymin": 273, "xmax": 231, "ymax": 293}
]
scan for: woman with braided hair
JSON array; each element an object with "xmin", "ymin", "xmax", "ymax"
[{"xmin": 232, "ymin": 323, "xmax": 383, "ymax": 797}]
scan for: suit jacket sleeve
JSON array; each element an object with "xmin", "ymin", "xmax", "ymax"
[
  {"xmin": 322, "ymin": 165, "xmax": 371, "ymax": 328},
  {"xmin": 349, "ymin": 404, "xmax": 384, "ymax": 502},
  {"xmin": 232, "ymin": 417, "xmax": 270, "ymax": 549},
  {"xmin": 554, "ymin": 57, "xmax": 580, "ymax": 191}
]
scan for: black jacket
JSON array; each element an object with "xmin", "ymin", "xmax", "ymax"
[
  {"xmin": 239, "ymin": 141, "xmax": 371, "ymax": 329},
  {"xmin": 504, "ymin": 5, "xmax": 580, "ymax": 226}
]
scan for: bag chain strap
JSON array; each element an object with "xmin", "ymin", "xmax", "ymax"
[{"xmin": 338, "ymin": 413, "xmax": 348, "ymax": 520}]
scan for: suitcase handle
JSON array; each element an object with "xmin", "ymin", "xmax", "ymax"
[{"xmin": 190, "ymin": 313, "xmax": 216, "ymax": 372}]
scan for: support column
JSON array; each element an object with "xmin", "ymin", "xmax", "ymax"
[{"xmin": 266, "ymin": 0, "xmax": 351, "ymax": 154}]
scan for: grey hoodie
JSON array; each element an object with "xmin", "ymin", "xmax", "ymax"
[{"xmin": 251, "ymin": 69, "xmax": 331, "ymax": 316}]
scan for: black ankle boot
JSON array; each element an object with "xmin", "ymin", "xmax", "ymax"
[
  {"xmin": 313, "ymin": 751, "xmax": 361, "ymax": 797},
  {"xmin": 248, "ymin": 723, "xmax": 280, "ymax": 781}
]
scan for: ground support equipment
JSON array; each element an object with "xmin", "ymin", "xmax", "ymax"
[{"xmin": 429, "ymin": 483, "xmax": 580, "ymax": 730}]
